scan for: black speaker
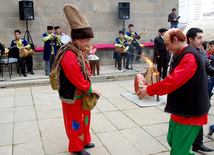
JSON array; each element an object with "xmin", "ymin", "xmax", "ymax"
[
  {"xmin": 118, "ymin": 2, "xmax": 130, "ymax": 19},
  {"xmin": 19, "ymin": 1, "xmax": 34, "ymax": 20}
]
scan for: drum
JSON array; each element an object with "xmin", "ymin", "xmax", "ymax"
[
  {"xmin": 19, "ymin": 49, "xmax": 28, "ymax": 57},
  {"xmin": 61, "ymin": 35, "xmax": 70, "ymax": 44},
  {"xmin": 134, "ymin": 74, "xmax": 148, "ymax": 94},
  {"xmin": 28, "ymin": 48, "xmax": 34, "ymax": 55},
  {"xmin": 19, "ymin": 48, "xmax": 34, "ymax": 57},
  {"xmin": 115, "ymin": 47, "xmax": 126, "ymax": 53}
]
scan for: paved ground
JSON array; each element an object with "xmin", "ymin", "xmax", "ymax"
[{"xmin": 0, "ymin": 63, "xmax": 214, "ymax": 155}]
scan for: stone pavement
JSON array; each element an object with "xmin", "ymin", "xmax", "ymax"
[
  {"xmin": 0, "ymin": 63, "xmax": 148, "ymax": 88},
  {"xmin": 0, "ymin": 63, "xmax": 214, "ymax": 155}
]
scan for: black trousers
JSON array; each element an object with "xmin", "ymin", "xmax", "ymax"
[
  {"xmin": 128, "ymin": 42, "xmax": 142, "ymax": 61},
  {"xmin": 18, "ymin": 54, "xmax": 33, "ymax": 74},
  {"xmin": 193, "ymin": 126, "xmax": 203, "ymax": 147},
  {"xmin": 117, "ymin": 53, "xmax": 130, "ymax": 68},
  {"xmin": 157, "ymin": 58, "xmax": 168, "ymax": 79}
]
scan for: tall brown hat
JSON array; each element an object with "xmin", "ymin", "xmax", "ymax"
[{"xmin": 63, "ymin": 4, "xmax": 94, "ymax": 40}]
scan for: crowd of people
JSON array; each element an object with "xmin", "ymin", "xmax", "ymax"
[{"xmin": 0, "ymin": 4, "xmax": 214, "ymax": 155}]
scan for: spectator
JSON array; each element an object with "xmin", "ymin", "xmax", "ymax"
[
  {"xmin": 168, "ymin": 8, "xmax": 180, "ymax": 28},
  {"xmin": 186, "ymin": 28, "xmax": 214, "ymax": 152},
  {"xmin": 154, "ymin": 28, "xmax": 169, "ymax": 79}
]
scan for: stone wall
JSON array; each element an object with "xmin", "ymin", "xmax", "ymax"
[{"xmin": 0, "ymin": 0, "xmax": 178, "ymax": 69}]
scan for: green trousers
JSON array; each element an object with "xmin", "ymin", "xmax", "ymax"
[{"xmin": 167, "ymin": 118, "xmax": 201, "ymax": 155}]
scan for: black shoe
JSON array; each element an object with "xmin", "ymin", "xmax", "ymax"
[
  {"xmin": 192, "ymin": 144, "xmax": 214, "ymax": 152},
  {"xmin": 118, "ymin": 67, "xmax": 121, "ymax": 70},
  {"xmin": 74, "ymin": 149, "xmax": 90, "ymax": 155},
  {"xmin": 125, "ymin": 67, "xmax": 129, "ymax": 70},
  {"xmin": 30, "ymin": 71, "xmax": 34, "ymax": 75},
  {"xmin": 23, "ymin": 73, "xmax": 27, "ymax": 77},
  {"xmin": 84, "ymin": 143, "xmax": 95, "ymax": 149}
]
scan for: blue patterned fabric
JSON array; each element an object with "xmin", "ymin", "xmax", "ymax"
[{"xmin": 72, "ymin": 120, "xmax": 80, "ymax": 130}]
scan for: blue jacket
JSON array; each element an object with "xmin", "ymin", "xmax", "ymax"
[
  {"xmin": 43, "ymin": 32, "xmax": 57, "ymax": 61},
  {"xmin": 114, "ymin": 37, "xmax": 128, "ymax": 46},
  {"xmin": 11, "ymin": 38, "xmax": 28, "ymax": 48},
  {"xmin": 125, "ymin": 31, "xmax": 141, "ymax": 44}
]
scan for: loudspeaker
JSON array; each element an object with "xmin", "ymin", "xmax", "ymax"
[
  {"xmin": 19, "ymin": 1, "xmax": 34, "ymax": 20},
  {"xmin": 118, "ymin": 2, "xmax": 130, "ymax": 19}
]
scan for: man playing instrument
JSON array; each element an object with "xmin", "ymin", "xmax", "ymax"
[
  {"xmin": 125, "ymin": 24, "xmax": 143, "ymax": 64},
  {"xmin": 137, "ymin": 29, "xmax": 210, "ymax": 155},
  {"xmin": 114, "ymin": 30, "xmax": 130, "ymax": 70},
  {"xmin": 43, "ymin": 26, "xmax": 57, "ymax": 76},
  {"xmin": 54, "ymin": 26, "xmax": 65, "ymax": 51},
  {"xmin": 10, "ymin": 30, "xmax": 34, "ymax": 77}
]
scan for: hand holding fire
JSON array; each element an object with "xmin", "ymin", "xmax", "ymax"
[{"xmin": 136, "ymin": 85, "xmax": 148, "ymax": 99}]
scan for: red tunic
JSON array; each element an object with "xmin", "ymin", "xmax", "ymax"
[
  {"xmin": 60, "ymin": 50, "xmax": 92, "ymax": 152},
  {"xmin": 147, "ymin": 47, "xmax": 207, "ymax": 125}
]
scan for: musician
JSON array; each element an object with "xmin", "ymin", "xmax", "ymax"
[
  {"xmin": 154, "ymin": 28, "xmax": 169, "ymax": 80},
  {"xmin": 10, "ymin": 30, "xmax": 34, "ymax": 77},
  {"xmin": 54, "ymin": 26, "xmax": 65, "ymax": 51},
  {"xmin": 125, "ymin": 24, "xmax": 142, "ymax": 63},
  {"xmin": 137, "ymin": 28, "xmax": 210, "ymax": 155},
  {"xmin": 114, "ymin": 30, "xmax": 130, "ymax": 70},
  {"xmin": 43, "ymin": 26, "xmax": 57, "ymax": 76},
  {"xmin": 168, "ymin": 8, "xmax": 179, "ymax": 28}
]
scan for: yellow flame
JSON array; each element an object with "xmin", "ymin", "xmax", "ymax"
[
  {"xmin": 152, "ymin": 72, "xmax": 159, "ymax": 75},
  {"xmin": 141, "ymin": 53, "xmax": 153, "ymax": 68}
]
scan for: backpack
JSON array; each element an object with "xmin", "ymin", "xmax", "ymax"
[{"xmin": 49, "ymin": 49, "xmax": 67, "ymax": 90}]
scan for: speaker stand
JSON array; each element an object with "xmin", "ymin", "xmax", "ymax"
[
  {"xmin": 122, "ymin": 19, "xmax": 126, "ymax": 32},
  {"xmin": 24, "ymin": 20, "xmax": 34, "ymax": 47}
]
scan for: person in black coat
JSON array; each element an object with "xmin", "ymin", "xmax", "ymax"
[{"xmin": 154, "ymin": 28, "xmax": 169, "ymax": 79}]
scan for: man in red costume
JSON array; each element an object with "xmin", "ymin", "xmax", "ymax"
[
  {"xmin": 55, "ymin": 4, "xmax": 101, "ymax": 155},
  {"xmin": 137, "ymin": 29, "xmax": 210, "ymax": 155}
]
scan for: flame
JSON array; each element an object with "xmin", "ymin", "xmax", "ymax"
[
  {"xmin": 152, "ymin": 72, "xmax": 159, "ymax": 75},
  {"xmin": 141, "ymin": 53, "xmax": 154, "ymax": 68}
]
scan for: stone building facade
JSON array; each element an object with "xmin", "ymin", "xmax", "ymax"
[{"xmin": 0, "ymin": 0, "xmax": 178, "ymax": 68}]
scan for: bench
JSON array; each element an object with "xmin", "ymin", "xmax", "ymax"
[{"xmin": 34, "ymin": 43, "xmax": 154, "ymax": 52}]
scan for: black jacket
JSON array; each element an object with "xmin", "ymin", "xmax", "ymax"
[
  {"xmin": 198, "ymin": 48, "xmax": 214, "ymax": 77},
  {"xmin": 154, "ymin": 36, "xmax": 169, "ymax": 61},
  {"xmin": 168, "ymin": 13, "xmax": 178, "ymax": 25},
  {"xmin": 165, "ymin": 45, "xmax": 210, "ymax": 117}
]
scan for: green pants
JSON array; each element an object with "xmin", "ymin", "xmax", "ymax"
[{"xmin": 167, "ymin": 118, "xmax": 201, "ymax": 155}]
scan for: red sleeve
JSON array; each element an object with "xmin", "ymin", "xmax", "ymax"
[
  {"xmin": 206, "ymin": 50, "xmax": 211, "ymax": 57},
  {"xmin": 147, "ymin": 53, "xmax": 197, "ymax": 96},
  {"xmin": 60, "ymin": 50, "xmax": 91, "ymax": 92}
]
